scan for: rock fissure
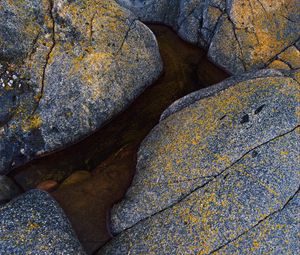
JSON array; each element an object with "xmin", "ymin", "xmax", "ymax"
[
  {"xmin": 112, "ymin": 125, "xmax": 300, "ymax": 236},
  {"xmin": 32, "ymin": 0, "xmax": 56, "ymax": 115},
  {"xmin": 266, "ymin": 36, "xmax": 300, "ymax": 67},
  {"xmin": 226, "ymin": 16, "xmax": 247, "ymax": 71},
  {"xmin": 89, "ymin": 11, "xmax": 97, "ymax": 45},
  {"xmin": 114, "ymin": 19, "xmax": 137, "ymax": 56},
  {"xmin": 208, "ymin": 187, "xmax": 300, "ymax": 254}
]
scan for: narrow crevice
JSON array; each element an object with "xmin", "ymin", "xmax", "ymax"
[
  {"xmin": 256, "ymin": 0, "xmax": 268, "ymax": 15},
  {"xmin": 266, "ymin": 36, "xmax": 300, "ymax": 66},
  {"xmin": 32, "ymin": 0, "xmax": 56, "ymax": 115},
  {"xmin": 209, "ymin": 186, "xmax": 300, "ymax": 254},
  {"xmin": 226, "ymin": 16, "xmax": 247, "ymax": 71},
  {"xmin": 89, "ymin": 11, "xmax": 97, "ymax": 45},
  {"xmin": 114, "ymin": 19, "xmax": 137, "ymax": 56},
  {"xmin": 278, "ymin": 58, "xmax": 294, "ymax": 69}
]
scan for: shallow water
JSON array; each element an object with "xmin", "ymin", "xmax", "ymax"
[{"xmin": 9, "ymin": 25, "xmax": 228, "ymax": 253}]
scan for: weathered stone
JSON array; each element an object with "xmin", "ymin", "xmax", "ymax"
[
  {"xmin": 100, "ymin": 128, "xmax": 299, "ymax": 254},
  {"xmin": 101, "ymin": 125, "xmax": 300, "ymax": 254},
  {"xmin": 117, "ymin": 0, "xmax": 300, "ymax": 74},
  {"xmin": 98, "ymin": 70, "xmax": 300, "ymax": 254},
  {"xmin": 213, "ymin": 192, "xmax": 300, "ymax": 254},
  {"xmin": 110, "ymin": 69, "xmax": 300, "ymax": 234},
  {"xmin": 0, "ymin": 176, "xmax": 21, "ymax": 205},
  {"xmin": 0, "ymin": 0, "xmax": 162, "ymax": 174},
  {"xmin": 0, "ymin": 189, "xmax": 86, "ymax": 254}
]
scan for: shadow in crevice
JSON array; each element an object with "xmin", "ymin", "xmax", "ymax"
[{"xmin": 9, "ymin": 25, "xmax": 229, "ymax": 254}]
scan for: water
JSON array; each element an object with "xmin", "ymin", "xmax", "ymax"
[{"xmin": 9, "ymin": 25, "xmax": 228, "ymax": 254}]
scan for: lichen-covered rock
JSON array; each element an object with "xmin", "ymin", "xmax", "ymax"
[
  {"xmin": 117, "ymin": 0, "xmax": 300, "ymax": 74},
  {"xmin": 0, "ymin": 0, "xmax": 162, "ymax": 174},
  {"xmin": 99, "ymin": 69, "xmax": 300, "ymax": 254},
  {"xmin": 0, "ymin": 189, "xmax": 86, "ymax": 254}
]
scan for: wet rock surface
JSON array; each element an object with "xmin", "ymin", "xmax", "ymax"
[
  {"xmin": 0, "ymin": 0, "xmax": 162, "ymax": 174},
  {"xmin": 117, "ymin": 0, "xmax": 300, "ymax": 74},
  {"xmin": 100, "ymin": 69, "xmax": 300, "ymax": 254},
  {"xmin": 0, "ymin": 176, "xmax": 21, "ymax": 205},
  {"xmin": 0, "ymin": 189, "xmax": 85, "ymax": 254}
]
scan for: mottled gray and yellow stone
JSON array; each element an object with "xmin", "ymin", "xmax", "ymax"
[
  {"xmin": 117, "ymin": 0, "xmax": 300, "ymax": 74},
  {"xmin": 100, "ymin": 70, "xmax": 300, "ymax": 254},
  {"xmin": 0, "ymin": 190, "xmax": 86, "ymax": 254},
  {"xmin": 0, "ymin": 0, "xmax": 162, "ymax": 174}
]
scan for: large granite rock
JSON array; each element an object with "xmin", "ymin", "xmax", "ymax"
[
  {"xmin": 117, "ymin": 0, "xmax": 300, "ymax": 74},
  {"xmin": 99, "ymin": 69, "xmax": 300, "ymax": 254},
  {"xmin": 0, "ymin": 189, "xmax": 86, "ymax": 254},
  {"xmin": 0, "ymin": 0, "xmax": 162, "ymax": 174}
]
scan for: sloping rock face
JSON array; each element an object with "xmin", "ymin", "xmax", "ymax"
[
  {"xmin": 0, "ymin": 0, "xmax": 162, "ymax": 174},
  {"xmin": 0, "ymin": 190, "xmax": 86, "ymax": 254},
  {"xmin": 117, "ymin": 0, "xmax": 300, "ymax": 74},
  {"xmin": 99, "ymin": 69, "xmax": 300, "ymax": 254}
]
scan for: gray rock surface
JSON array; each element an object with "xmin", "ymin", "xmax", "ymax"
[
  {"xmin": 0, "ymin": 176, "xmax": 21, "ymax": 205},
  {"xmin": 0, "ymin": 0, "xmax": 162, "ymax": 174},
  {"xmin": 98, "ymin": 69, "xmax": 300, "ymax": 254},
  {"xmin": 100, "ymin": 129, "xmax": 299, "ymax": 254},
  {"xmin": 160, "ymin": 69, "xmax": 293, "ymax": 121},
  {"xmin": 0, "ymin": 189, "xmax": 86, "ymax": 254},
  {"xmin": 117, "ymin": 0, "xmax": 300, "ymax": 74}
]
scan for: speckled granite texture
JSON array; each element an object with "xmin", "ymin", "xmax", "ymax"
[{"xmin": 0, "ymin": 189, "xmax": 86, "ymax": 254}]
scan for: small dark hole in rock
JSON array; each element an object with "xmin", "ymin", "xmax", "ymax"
[
  {"xmin": 254, "ymin": 104, "xmax": 266, "ymax": 114},
  {"xmin": 252, "ymin": 151, "xmax": 258, "ymax": 158},
  {"xmin": 52, "ymin": 127, "xmax": 59, "ymax": 133},
  {"xmin": 240, "ymin": 114, "xmax": 250, "ymax": 124}
]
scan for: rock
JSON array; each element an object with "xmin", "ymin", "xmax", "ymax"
[
  {"xmin": 98, "ymin": 69, "xmax": 300, "ymax": 254},
  {"xmin": 59, "ymin": 170, "xmax": 91, "ymax": 189},
  {"xmin": 37, "ymin": 180, "xmax": 59, "ymax": 192},
  {"xmin": 101, "ymin": 130, "xmax": 300, "ymax": 254},
  {"xmin": 0, "ymin": 0, "xmax": 162, "ymax": 174},
  {"xmin": 117, "ymin": 0, "xmax": 300, "ymax": 74},
  {"xmin": 0, "ymin": 176, "xmax": 21, "ymax": 205},
  {"xmin": 0, "ymin": 189, "xmax": 86, "ymax": 254}
]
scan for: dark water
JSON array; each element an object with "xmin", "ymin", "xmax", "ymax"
[{"xmin": 9, "ymin": 25, "xmax": 228, "ymax": 254}]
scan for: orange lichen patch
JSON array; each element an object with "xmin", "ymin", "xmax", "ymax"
[
  {"xmin": 268, "ymin": 60, "xmax": 290, "ymax": 70},
  {"xmin": 278, "ymin": 46, "xmax": 300, "ymax": 69},
  {"xmin": 154, "ymin": 77, "xmax": 296, "ymax": 183},
  {"xmin": 294, "ymin": 70, "xmax": 300, "ymax": 83},
  {"xmin": 57, "ymin": 0, "xmax": 130, "ymax": 46},
  {"xmin": 27, "ymin": 221, "xmax": 40, "ymax": 231},
  {"xmin": 71, "ymin": 50, "xmax": 113, "ymax": 81},
  {"xmin": 22, "ymin": 115, "xmax": 42, "ymax": 131},
  {"xmin": 229, "ymin": 0, "xmax": 299, "ymax": 69}
]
